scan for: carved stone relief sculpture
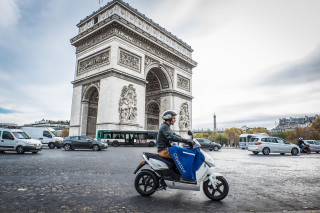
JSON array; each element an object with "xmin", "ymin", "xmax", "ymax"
[
  {"xmin": 118, "ymin": 48, "xmax": 141, "ymax": 72},
  {"xmin": 82, "ymin": 81, "xmax": 100, "ymax": 101},
  {"xmin": 179, "ymin": 102, "xmax": 190, "ymax": 130},
  {"xmin": 88, "ymin": 108, "xmax": 98, "ymax": 117},
  {"xmin": 177, "ymin": 74, "xmax": 190, "ymax": 92},
  {"xmin": 163, "ymin": 64, "xmax": 174, "ymax": 79},
  {"xmin": 75, "ymin": 25, "xmax": 193, "ymax": 73},
  {"xmin": 119, "ymin": 84, "xmax": 138, "ymax": 121},
  {"xmin": 78, "ymin": 49, "xmax": 110, "ymax": 75},
  {"xmin": 145, "ymin": 55, "xmax": 159, "ymax": 68},
  {"xmin": 145, "ymin": 55, "xmax": 174, "ymax": 81}
]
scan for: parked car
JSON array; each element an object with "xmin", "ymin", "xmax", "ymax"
[
  {"xmin": 248, "ymin": 136, "xmax": 300, "ymax": 155},
  {"xmin": 63, "ymin": 136, "xmax": 108, "ymax": 151},
  {"xmin": 21, "ymin": 127, "xmax": 63, "ymax": 149},
  {"xmin": 183, "ymin": 138, "xmax": 221, "ymax": 151},
  {"xmin": 0, "ymin": 128, "xmax": 42, "ymax": 154},
  {"xmin": 303, "ymin": 140, "xmax": 320, "ymax": 153}
]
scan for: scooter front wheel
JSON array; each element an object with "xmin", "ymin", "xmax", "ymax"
[
  {"xmin": 203, "ymin": 176, "xmax": 229, "ymax": 201},
  {"xmin": 134, "ymin": 170, "xmax": 159, "ymax": 196}
]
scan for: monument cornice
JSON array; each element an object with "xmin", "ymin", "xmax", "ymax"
[
  {"xmin": 71, "ymin": 20, "xmax": 196, "ymax": 73},
  {"xmin": 71, "ymin": 16, "xmax": 197, "ymax": 66},
  {"xmin": 96, "ymin": 121, "xmax": 143, "ymax": 128},
  {"xmin": 71, "ymin": 2, "xmax": 198, "ymax": 67},
  {"xmin": 71, "ymin": 68, "xmax": 147, "ymax": 87},
  {"xmin": 75, "ymin": 0, "xmax": 193, "ymax": 53},
  {"xmin": 146, "ymin": 90, "xmax": 193, "ymax": 100}
]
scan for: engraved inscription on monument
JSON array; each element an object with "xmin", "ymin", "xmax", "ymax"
[{"xmin": 77, "ymin": 49, "xmax": 110, "ymax": 75}]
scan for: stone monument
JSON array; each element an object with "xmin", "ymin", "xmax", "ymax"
[{"xmin": 69, "ymin": 0, "xmax": 197, "ymax": 137}]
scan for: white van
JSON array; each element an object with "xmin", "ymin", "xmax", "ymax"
[
  {"xmin": 0, "ymin": 128, "xmax": 42, "ymax": 154},
  {"xmin": 21, "ymin": 127, "xmax": 64, "ymax": 149},
  {"xmin": 239, "ymin": 133, "xmax": 269, "ymax": 149}
]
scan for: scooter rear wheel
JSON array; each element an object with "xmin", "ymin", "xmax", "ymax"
[
  {"xmin": 203, "ymin": 176, "xmax": 229, "ymax": 201},
  {"xmin": 135, "ymin": 170, "xmax": 159, "ymax": 196}
]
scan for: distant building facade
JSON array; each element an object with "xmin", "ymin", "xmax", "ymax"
[
  {"xmin": 0, "ymin": 123, "xmax": 19, "ymax": 129},
  {"xmin": 241, "ymin": 125, "xmax": 267, "ymax": 132},
  {"xmin": 23, "ymin": 119, "xmax": 70, "ymax": 130},
  {"xmin": 271, "ymin": 115, "xmax": 319, "ymax": 133}
]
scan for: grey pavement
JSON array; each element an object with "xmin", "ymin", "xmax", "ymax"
[{"xmin": 0, "ymin": 147, "xmax": 320, "ymax": 213}]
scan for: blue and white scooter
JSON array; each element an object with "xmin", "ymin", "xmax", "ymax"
[{"xmin": 134, "ymin": 130, "xmax": 229, "ymax": 201}]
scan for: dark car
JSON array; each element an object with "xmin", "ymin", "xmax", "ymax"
[
  {"xmin": 62, "ymin": 136, "xmax": 108, "ymax": 151},
  {"xmin": 184, "ymin": 138, "xmax": 221, "ymax": 151}
]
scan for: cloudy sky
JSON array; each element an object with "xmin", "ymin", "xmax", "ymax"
[{"xmin": 1, "ymin": 0, "xmax": 320, "ymax": 130}]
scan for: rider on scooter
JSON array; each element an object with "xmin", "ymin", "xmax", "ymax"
[
  {"xmin": 156, "ymin": 110, "xmax": 197, "ymax": 183},
  {"xmin": 156, "ymin": 110, "xmax": 193, "ymax": 153},
  {"xmin": 297, "ymin": 137, "xmax": 307, "ymax": 150}
]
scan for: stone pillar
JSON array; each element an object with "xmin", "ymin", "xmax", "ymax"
[
  {"xmin": 80, "ymin": 101, "xmax": 89, "ymax": 135},
  {"xmin": 69, "ymin": 86, "xmax": 82, "ymax": 136}
]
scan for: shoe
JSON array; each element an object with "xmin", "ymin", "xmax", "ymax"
[{"xmin": 180, "ymin": 176, "xmax": 196, "ymax": 184}]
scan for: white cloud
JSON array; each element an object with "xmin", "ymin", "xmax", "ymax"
[{"xmin": 0, "ymin": 0, "xmax": 20, "ymax": 30}]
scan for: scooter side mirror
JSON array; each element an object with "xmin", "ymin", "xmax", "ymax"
[{"xmin": 187, "ymin": 130, "xmax": 193, "ymax": 136}]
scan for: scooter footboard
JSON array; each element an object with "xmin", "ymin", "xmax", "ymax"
[{"xmin": 164, "ymin": 180, "xmax": 200, "ymax": 191}]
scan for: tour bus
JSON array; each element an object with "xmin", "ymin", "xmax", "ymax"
[
  {"xmin": 239, "ymin": 133, "xmax": 269, "ymax": 149},
  {"xmin": 96, "ymin": 130, "xmax": 158, "ymax": 147}
]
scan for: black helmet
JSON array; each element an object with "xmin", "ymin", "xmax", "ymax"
[{"xmin": 162, "ymin": 110, "xmax": 177, "ymax": 121}]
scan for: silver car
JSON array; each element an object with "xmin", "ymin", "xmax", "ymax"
[
  {"xmin": 303, "ymin": 140, "xmax": 320, "ymax": 153},
  {"xmin": 248, "ymin": 137, "xmax": 300, "ymax": 155}
]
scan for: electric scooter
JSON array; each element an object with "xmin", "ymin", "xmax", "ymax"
[{"xmin": 133, "ymin": 130, "xmax": 229, "ymax": 201}]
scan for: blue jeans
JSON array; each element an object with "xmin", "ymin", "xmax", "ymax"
[{"xmin": 299, "ymin": 144, "xmax": 305, "ymax": 150}]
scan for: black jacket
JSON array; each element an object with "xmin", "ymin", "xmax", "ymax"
[
  {"xmin": 156, "ymin": 122, "xmax": 183, "ymax": 148},
  {"xmin": 297, "ymin": 140, "xmax": 306, "ymax": 146}
]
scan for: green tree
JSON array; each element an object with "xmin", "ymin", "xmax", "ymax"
[
  {"xmin": 285, "ymin": 130, "xmax": 296, "ymax": 143},
  {"xmin": 270, "ymin": 131, "xmax": 287, "ymax": 140},
  {"xmin": 194, "ymin": 133, "xmax": 210, "ymax": 140},
  {"xmin": 61, "ymin": 128, "xmax": 69, "ymax": 137},
  {"xmin": 310, "ymin": 117, "xmax": 320, "ymax": 139},
  {"xmin": 295, "ymin": 126, "xmax": 312, "ymax": 140},
  {"xmin": 211, "ymin": 131, "xmax": 218, "ymax": 141},
  {"xmin": 214, "ymin": 133, "xmax": 229, "ymax": 146},
  {"xmin": 247, "ymin": 127, "xmax": 269, "ymax": 134},
  {"xmin": 224, "ymin": 127, "xmax": 243, "ymax": 147}
]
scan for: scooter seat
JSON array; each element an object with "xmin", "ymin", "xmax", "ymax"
[{"xmin": 143, "ymin": 152, "xmax": 174, "ymax": 168}]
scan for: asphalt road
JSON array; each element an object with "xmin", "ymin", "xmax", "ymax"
[{"xmin": 0, "ymin": 147, "xmax": 319, "ymax": 213}]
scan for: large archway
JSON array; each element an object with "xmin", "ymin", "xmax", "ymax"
[
  {"xmin": 146, "ymin": 101, "xmax": 160, "ymax": 130},
  {"xmin": 145, "ymin": 67, "xmax": 171, "ymax": 130},
  {"xmin": 83, "ymin": 86, "xmax": 99, "ymax": 137}
]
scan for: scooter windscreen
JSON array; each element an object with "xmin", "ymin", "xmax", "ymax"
[{"xmin": 192, "ymin": 139, "xmax": 201, "ymax": 148}]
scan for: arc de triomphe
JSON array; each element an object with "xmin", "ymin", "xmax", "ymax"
[{"xmin": 69, "ymin": 0, "xmax": 197, "ymax": 138}]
